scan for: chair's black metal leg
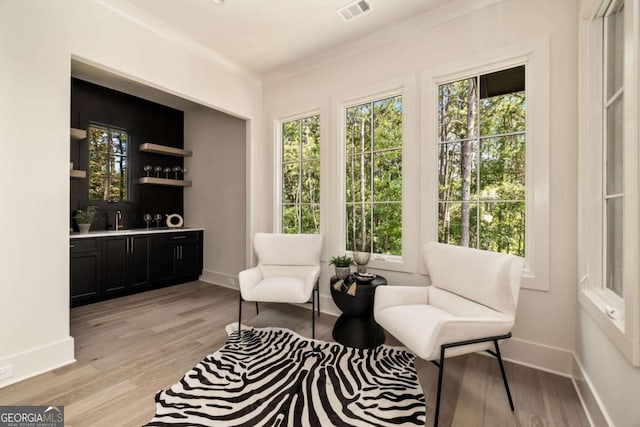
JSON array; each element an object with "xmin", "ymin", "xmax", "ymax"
[
  {"xmin": 434, "ymin": 346, "xmax": 446, "ymax": 427},
  {"xmin": 494, "ymin": 340, "xmax": 515, "ymax": 411},
  {"xmin": 316, "ymin": 282, "xmax": 320, "ymax": 317},
  {"xmin": 237, "ymin": 292, "xmax": 242, "ymax": 337},
  {"xmin": 255, "ymin": 302, "xmax": 259, "ymax": 315},
  {"xmin": 311, "ymin": 289, "xmax": 316, "ymax": 339}
]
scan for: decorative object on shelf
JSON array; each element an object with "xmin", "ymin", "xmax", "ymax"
[
  {"xmin": 182, "ymin": 167, "xmax": 188, "ymax": 176},
  {"xmin": 329, "ymin": 255, "xmax": 354, "ymax": 280},
  {"xmin": 144, "ymin": 165, "xmax": 153, "ymax": 177},
  {"xmin": 166, "ymin": 213, "xmax": 184, "ymax": 228},
  {"xmin": 154, "ymin": 213, "xmax": 163, "ymax": 228},
  {"xmin": 172, "ymin": 166, "xmax": 182, "ymax": 179},
  {"xmin": 163, "ymin": 167, "xmax": 172, "ymax": 179},
  {"xmin": 353, "ymin": 250, "xmax": 371, "ymax": 274},
  {"xmin": 154, "ymin": 166, "xmax": 163, "ymax": 178},
  {"xmin": 74, "ymin": 206, "xmax": 97, "ymax": 234},
  {"xmin": 143, "ymin": 213, "xmax": 152, "ymax": 229}
]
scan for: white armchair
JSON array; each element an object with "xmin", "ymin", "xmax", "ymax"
[
  {"xmin": 238, "ymin": 233, "xmax": 323, "ymax": 338},
  {"xmin": 374, "ymin": 242, "xmax": 525, "ymax": 427}
]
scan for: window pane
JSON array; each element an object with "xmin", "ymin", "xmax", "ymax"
[
  {"xmin": 301, "ymin": 204, "xmax": 320, "ymax": 234},
  {"xmin": 373, "ymin": 96, "xmax": 403, "ymax": 150},
  {"xmin": 346, "ymin": 202, "xmax": 371, "ymax": 252},
  {"xmin": 372, "ymin": 202, "xmax": 402, "ymax": 255},
  {"xmin": 606, "ymin": 7, "xmax": 624, "ymax": 98},
  {"xmin": 438, "ymin": 78, "xmax": 478, "ymax": 142},
  {"xmin": 438, "ymin": 141, "xmax": 477, "ymax": 202},
  {"xmin": 479, "ymin": 201, "xmax": 525, "ymax": 256},
  {"xmin": 346, "ymin": 104, "xmax": 372, "ymax": 154},
  {"xmin": 282, "ymin": 205, "xmax": 300, "ymax": 234},
  {"xmin": 346, "ymin": 153, "xmax": 371, "ymax": 203},
  {"xmin": 301, "ymin": 115, "xmax": 320, "ymax": 160},
  {"xmin": 606, "ymin": 197, "xmax": 623, "ymax": 297},
  {"xmin": 606, "ymin": 95, "xmax": 624, "ymax": 195},
  {"xmin": 480, "ymin": 135, "xmax": 525, "ymax": 200},
  {"xmin": 373, "ymin": 149, "xmax": 402, "ymax": 202},
  {"xmin": 480, "ymin": 91, "xmax": 526, "ymax": 136},
  {"xmin": 109, "ymin": 156, "xmax": 128, "ymax": 201},
  {"xmin": 88, "ymin": 126, "xmax": 128, "ymax": 202},
  {"xmin": 282, "ymin": 120, "xmax": 300, "ymax": 163},
  {"xmin": 438, "ymin": 202, "xmax": 478, "ymax": 248},
  {"xmin": 300, "ymin": 160, "xmax": 320, "ymax": 204},
  {"xmin": 282, "ymin": 162, "xmax": 299, "ymax": 203}
]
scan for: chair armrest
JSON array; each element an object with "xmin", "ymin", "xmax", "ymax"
[
  {"xmin": 303, "ymin": 266, "xmax": 321, "ymax": 300},
  {"xmin": 374, "ymin": 285, "xmax": 429, "ymax": 313},
  {"xmin": 238, "ymin": 267, "xmax": 263, "ymax": 297}
]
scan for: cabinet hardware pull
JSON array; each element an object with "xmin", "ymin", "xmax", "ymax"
[
  {"xmin": 130, "ymin": 238, "xmax": 134, "ymax": 254},
  {"xmin": 70, "ymin": 244, "xmax": 75, "ymax": 248},
  {"xmin": 172, "ymin": 236, "xmax": 187, "ymax": 240}
]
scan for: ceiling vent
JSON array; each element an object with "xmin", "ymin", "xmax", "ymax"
[{"xmin": 337, "ymin": 0, "xmax": 372, "ymax": 22}]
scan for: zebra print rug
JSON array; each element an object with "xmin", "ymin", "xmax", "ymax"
[{"xmin": 147, "ymin": 325, "xmax": 425, "ymax": 426}]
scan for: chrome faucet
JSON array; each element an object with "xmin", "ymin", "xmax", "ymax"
[{"xmin": 115, "ymin": 210, "xmax": 122, "ymax": 231}]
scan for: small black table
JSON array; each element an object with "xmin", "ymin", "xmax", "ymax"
[{"xmin": 330, "ymin": 274, "xmax": 386, "ymax": 349}]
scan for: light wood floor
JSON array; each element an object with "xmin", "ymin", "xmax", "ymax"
[{"xmin": 0, "ymin": 281, "xmax": 589, "ymax": 427}]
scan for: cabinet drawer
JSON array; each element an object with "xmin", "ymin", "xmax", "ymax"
[
  {"xmin": 152, "ymin": 231, "xmax": 200, "ymax": 244},
  {"xmin": 70, "ymin": 238, "xmax": 99, "ymax": 252}
]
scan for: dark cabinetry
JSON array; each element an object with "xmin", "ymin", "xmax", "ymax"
[
  {"xmin": 70, "ymin": 238, "xmax": 101, "ymax": 304},
  {"xmin": 103, "ymin": 235, "xmax": 150, "ymax": 294},
  {"xmin": 70, "ymin": 230, "xmax": 202, "ymax": 307},
  {"xmin": 150, "ymin": 232, "xmax": 203, "ymax": 285}
]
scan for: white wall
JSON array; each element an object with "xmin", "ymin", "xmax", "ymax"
[
  {"xmin": 0, "ymin": 0, "xmax": 262, "ymax": 386},
  {"xmin": 262, "ymin": 0, "xmax": 578, "ymax": 372},
  {"xmin": 184, "ymin": 107, "xmax": 246, "ymax": 284}
]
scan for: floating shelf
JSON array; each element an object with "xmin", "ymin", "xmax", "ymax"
[
  {"xmin": 139, "ymin": 143, "xmax": 192, "ymax": 157},
  {"xmin": 70, "ymin": 128, "xmax": 87, "ymax": 140},
  {"xmin": 136, "ymin": 177, "xmax": 192, "ymax": 187},
  {"xmin": 70, "ymin": 169, "xmax": 86, "ymax": 179}
]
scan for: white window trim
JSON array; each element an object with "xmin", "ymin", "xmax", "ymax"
[
  {"xmin": 420, "ymin": 36, "xmax": 550, "ymax": 291},
  {"xmin": 333, "ymin": 75, "xmax": 418, "ymax": 273},
  {"xmin": 578, "ymin": 0, "xmax": 640, "ymax": 366},
  {"xmin": 273, "ymin": 108, "xmax": 322, "ymax": 235}
]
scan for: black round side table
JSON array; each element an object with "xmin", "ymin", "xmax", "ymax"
[{"xmin": 330, "ymin": 274, "xmax": 386, "ymax": 349}]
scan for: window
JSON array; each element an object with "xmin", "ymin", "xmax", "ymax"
[
  {"xmin": 345, "ymin": 95, "xmax": 403, "ymax": 256},
  {"xmin": 437, "ymin": 66, "xmax": 525, "ymax": 256},
  {"xmin": 88, "ymin": 125, "xmax": 129, "ymax": 202},
  {"xmin": 578, "ymin": 0, "xmax": 640, "ymax": 365},
  {"xmin": 281, "ymin": 114, "xmax": 320, "ymax": 234}
]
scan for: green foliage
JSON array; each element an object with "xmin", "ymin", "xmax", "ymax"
[
  {"xmin": 89, "ymin": 126, "xmax": 129, "ymax": 202},
  {"xmin": 75, "ymin": 205, "xmax": 98, "ymax": 224},
  {"xmin": 281, "ymin": 115, "xmax": 320, "ymax": 234},
  {"xmin": 329, "ymin": 255, "xmax": 355, "ymax": 267},
  {"xmin": 345, "ymin": 96, "xmax": 403, "ymax": 256},
  {"xmin": 438, "ymin": 71, "xmax": 526, "ymax": 256}
]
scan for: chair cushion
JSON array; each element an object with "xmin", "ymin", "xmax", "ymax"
[
  {"xmin": 254, "ymin": 233, "xmax": 322, "ymax": 266},
  {"xmin": 376, "ymin": 302, "xmax": 513, "ymax": 361},
  {"xmin": 242, "ymin": 276, "xmax": 310, "ymax": 304},
  {"xmin": 423, "ymin": 242, "xmax": 523, "ymax": 315}
]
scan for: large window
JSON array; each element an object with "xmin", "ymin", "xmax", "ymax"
[
  {"xmin": 88, "ymin": 125, "xmax": 129, "ymax": 202},
  {"xmin": 345, "ymin": 95, "xmax": 403, "ymax": 256},
  {"xmin": 437, "ymin": 66, "xmax": 525, "ymax": 256},
  {"xmin": 281, "ymin": 114, "xmax": 320, "ymax": 234}
]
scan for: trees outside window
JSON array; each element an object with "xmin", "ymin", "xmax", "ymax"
[
  {"xmin": 345, "ymin": 95, "xmax": 402, "ymax": 256},
  {"xmin": 438, "ymin": 66, "xmax": 525, "ymax": 256},
  {"xmin": 89, "ymin": 125, "xmax": 129, "ymax": 202},
  {"xmin": 281, "ymin": 114, "xmax": 320, "ymax": 234}
]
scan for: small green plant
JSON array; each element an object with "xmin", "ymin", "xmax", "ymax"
[
  {"xmin": 75, "ymin": 206, "xmax": 98, "ymax": 224},
  {"xmin": 329, "ymin": 255, "xmax": 354, "ymax": 267}
]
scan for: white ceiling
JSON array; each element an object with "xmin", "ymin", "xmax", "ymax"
[{"xmin": 121, "ymin": 0, "xmax": 450, "ymax": 75}]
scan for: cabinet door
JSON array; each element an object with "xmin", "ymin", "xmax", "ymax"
[
  {"xmin": 103, "ymin": 237, "xmax": 127, "ymax": 294},
  {"xmin": 176, "ymin": 240, "xmax": 200, "ymax": 278},
  {"xmin": 70, "ymin": 240, "xmax": 101, "ymax": 306},
  {"xmin": 128, "ymin": 236, "xmax": 150, "ymax": 288},
  {"xmin": 150, "ymin": 242, "xmax": 177, "ymax": 285}
]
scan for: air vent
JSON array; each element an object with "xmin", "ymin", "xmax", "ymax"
[{"xmin": 337, "ymin": 0, "xmax": 372, "ymax": 22}]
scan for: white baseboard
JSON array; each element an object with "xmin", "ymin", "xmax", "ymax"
[
  {"xmin": 571, "ymin": 354, "xmax": 612, "ymax": 427},
  {"xmin": 498, "ymin": 337, "xmax": 574, "ymax": 377},
  {"xmin": 200, "ymin": 269, "xmax": 238, "ymax": 289},
  {"xmin": 0, "ymin": 336, "xmax": 75, "ymax": 389}
]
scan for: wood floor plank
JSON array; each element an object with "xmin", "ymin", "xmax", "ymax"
[{"xmin": 0, "ymin": 281, "xmax": 589, "ymax": 427}]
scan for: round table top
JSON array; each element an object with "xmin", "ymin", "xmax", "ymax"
[{"xmin": 330, "ymin": 274, "xmax": 387, "ymax": 287}]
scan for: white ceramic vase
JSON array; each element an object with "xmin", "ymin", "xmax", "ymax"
[{"xmin": 78, "ymin": 223, "xmax": 91, "ymax": 234}]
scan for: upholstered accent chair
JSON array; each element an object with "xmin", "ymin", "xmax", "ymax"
[
  {"xmin": 374, "ymin": 242, "xmax": 525, "ymax": 427},
  {"xmin": 238, "ymin": 233, "xmax": 323, "ymax": 339}
]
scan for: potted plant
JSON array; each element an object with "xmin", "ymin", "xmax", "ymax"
[
  {"xmin": 329, "ymin": 255, "xmax": 354, "ymax": 280},
  {"xmin": 74, "ymin": 206, "xmax": 97, "ymax": 234}
]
